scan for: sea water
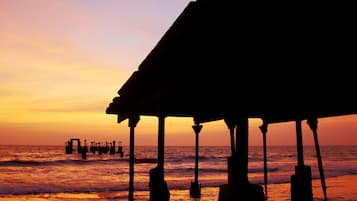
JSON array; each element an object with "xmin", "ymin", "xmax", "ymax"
[{"xmin": 0, "ymin": 145, "xmax": 356, "ymax": 200}]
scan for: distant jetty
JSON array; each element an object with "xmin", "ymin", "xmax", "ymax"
[{"xmin": 65, "ymin": 138, "xmax": 124, "ymax": 159}]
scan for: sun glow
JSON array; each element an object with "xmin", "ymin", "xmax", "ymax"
[{"xmin": 1, "ymin": 1, "xmax": 357, "ymax": 146}]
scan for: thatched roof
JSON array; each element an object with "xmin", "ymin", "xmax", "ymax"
[{"xmin": 107, "ymin": 0, "xmax": 356, "ymax": 123}]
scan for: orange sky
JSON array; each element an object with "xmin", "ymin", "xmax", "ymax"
[{"xmin": 1, "ymin": 0, "xmax": 356, "ymax": 146}]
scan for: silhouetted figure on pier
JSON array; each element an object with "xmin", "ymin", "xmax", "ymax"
[
  {"xmin": 117, "ymin": 141, "xmax": 124, "ymax": 158},
  {"xmin": 102, "ymin": 142, "xmax": 106, "ymax": 154},
  {"xmin": 65, "ymin": 140, "xmax": 73, "ymax": 154},
  {"xmin": 110, "ymin": 141, "xmax": 116, "ymax": 155},
  {"xmin": 81, "ymin": 140, "xmax": 88, "ymax": 159},
  {"xmin": 90, "ymin": 141, "xmax": 96, "ymax": 154},
  {"xmin": 81, "ymin": 147, "xmax": 87, "ymax": 159},
  {"xmin": 98, "ymin": 143, "xmax": 103, "ymax": 155}
]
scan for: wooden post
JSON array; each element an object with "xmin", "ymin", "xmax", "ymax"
[
  {"xmin": 158, "ymin": 115, "xmax": 165, "ymax": 170},
  {"xmin": 224, "ymin": 117, "xmax": 236, "ymax": 155},
  {"xmin": 296, "ymin": 119, "xmax": 304, "ymax": 167},
  {"xmin": 259, "ymin": 122, "xmax": 268, "ymax": 197},
  {"xmin": 128, "ymin": 116, "xmax": 140, "ymax": 201},
  {"xmin": 291, "ymin": 119, "xmax": 313, "ymax": 201},
  {"xmin": 149, "ymin": 115, "xmax": 170, "ymax": 201},
  {"xmin": 224, "ymin": 117, "xmax": 236, "ymax": 185},
  {"xmin": 193, "ymin": 124, "xmax": 202, "ymax": 184},
  {"xmin": 190, "ymin": 124, "xmax": 203, "ymax": 198},
  {"xmin": 218, "ymin": 116, "xmax": 264, "ymax": 201},
  {"xmin": 235, "ymin": 116, "xmax": 249, "ymax": 184},
  {"xmin": 307, "ymin": 117, "xmax": 327, "ymax": 200}
]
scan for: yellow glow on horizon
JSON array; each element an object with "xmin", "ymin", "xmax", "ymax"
[
  {"xmin": 0, "ymin": 16, "xmax": 134, "ymax": 145},
  {"xmin": 0, "ymin": 30, "xmax": 131, "ymax": 122}
]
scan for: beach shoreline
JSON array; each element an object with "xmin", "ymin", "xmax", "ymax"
[{"xmin": 1, "ymin": 174, "xmax": 356, "ymax": 201}]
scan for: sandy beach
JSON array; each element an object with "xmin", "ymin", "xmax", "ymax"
[{"xmin": 1, "ymin": 174, "xmax": 356, "ymax": 201}]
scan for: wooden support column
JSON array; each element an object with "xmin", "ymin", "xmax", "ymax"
[
  {"xmin": 77, "ymin": 140, "xmax": 81, "ymax": 154},
  {"xmin": 218, "ymin": 116, "xmax": 264, "ymax": 201},
  {"xmin": 224, "ymin": 117, "xmax": 236, "ymax": 156},
  {"xmin": 224, "ymin": 116, "xmax": 237, "ymax": 184},
  {"xmin": 190, "ymin": 123, "xmax": 203, "ymax": 198},
  {"xmin": 291, "ymin": 119, "xmax": 313, "ymax": 201},
  {"xmin": 224, "ymin": 117, "xmax": 236, "ymax": 185},
  {"xmin": 259, "ymin": 122, "xmax": 268, "ymax": 197},
  {"xmin": 235, "ymin": 116, "xmax": 249, "ymax": 184},
  {"xmin": 149, "ymin": 115, "xmax": 170, "ymax": 201},
  {"xmin": 158, "ymin": 115, "xmax": 165, "ymax": 170},
  {"xmin": 307, "ymin": 117, "xmax": 327, "ymax": 201},
  {"xmin": 128, "ymin": 115, "xmax": 140, "ymax": 201},
  {"xmin": 296, "ymin": 119, "xmax": 304, "ymax": 166}
]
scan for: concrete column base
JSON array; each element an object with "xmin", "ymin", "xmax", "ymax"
[
  {"xmin": 149, "ymin": 166, "xmax": 170, "ymax": 201},
  {"xmin": 190, "ymin": 181, "xmax": 201, "ymax": 198},
  {"xmin": 291, "ymin": 165, "xmax": 313, "ymax": 201}
]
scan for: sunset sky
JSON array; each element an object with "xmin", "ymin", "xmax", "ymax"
[{"xmin": 1, "ymin": 0, "xmax": 356, "ymax": 146}]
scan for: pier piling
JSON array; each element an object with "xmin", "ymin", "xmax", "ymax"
[
  {"xmin": 259, "ymin": 122, "xmax": 269, "ymax": 197},
  {"xmin": 291, "ymin": 119, "xmax": 313, "ymax": 201},
  {"xmin": 149, "ymin": 115, "xmax": 170, "ymax": 201},
  {"xmin": 128, "ymin": 116, "xmax": 140, "ymax": 201},
  {"xmin": 190, "ymin": 123, "xmax": 203, "ymax": 198}
]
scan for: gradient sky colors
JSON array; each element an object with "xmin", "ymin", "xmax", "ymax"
[{"xmin": 1, "ymin": 0, "xmax": 356, "ymax": 146}]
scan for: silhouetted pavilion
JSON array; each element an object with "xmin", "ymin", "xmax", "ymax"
[{"xmin": 106, "ymin": 1, "xmax": 356, "ymax": 200}]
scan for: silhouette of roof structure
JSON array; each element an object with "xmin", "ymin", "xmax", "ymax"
[{"xmin": 107, "ymin": 0, "xmax": 356, "ymax": 123}]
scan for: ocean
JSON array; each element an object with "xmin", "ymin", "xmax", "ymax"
[{"xmin": 0, "ymin": 145, "xmax": 356, "ymax": 201}]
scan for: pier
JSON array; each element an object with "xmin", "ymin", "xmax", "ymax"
[
  {"xmin": 106, "ymin": 0, "xmax": 356, "ymax": 200},
  {"xmin": 65, "ymin": 138, "xmax": 124, "ymax": 159}
]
